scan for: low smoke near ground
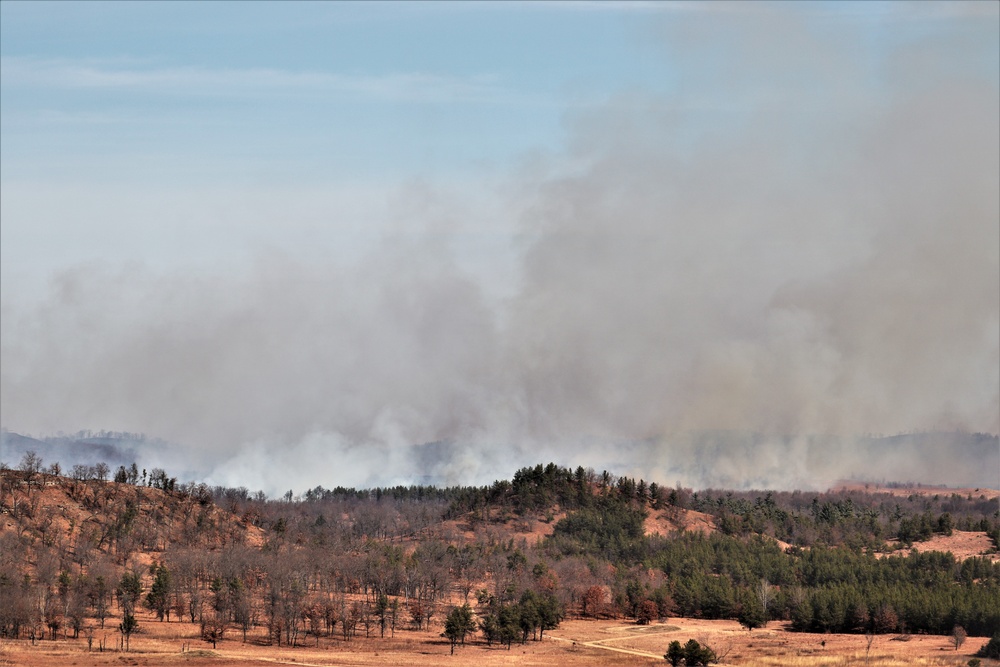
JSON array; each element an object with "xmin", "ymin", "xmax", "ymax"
[{"xmin": 2, "ymin": 4, "xmax": 997, "ymax": 495}]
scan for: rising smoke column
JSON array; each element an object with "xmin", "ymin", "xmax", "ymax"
[
  {"xmin": 501, "ymin": 3, "xmax": 999, "ymax": 485},
  {"xmin": 1, "ymin": 4, "xmax": 997, "ymax": 493}
]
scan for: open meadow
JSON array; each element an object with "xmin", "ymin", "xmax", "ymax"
[{"xmin": 1, "ymin": 613, "xmax": 994, "ymax": 667}]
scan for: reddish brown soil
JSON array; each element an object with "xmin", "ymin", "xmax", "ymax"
[
  {"xmin": 877, "ymin": 530, "xmax": 999, "ymax": 563},
  {"xmin": 1, "ymin": 474, "xmax": 265, "ymax": 555},
  {"xmin": 644, "ymin": 507, "xmax": 718, "ymax": 537}
]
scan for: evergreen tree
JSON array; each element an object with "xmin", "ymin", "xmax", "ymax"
[
  {"xmin": 665, "ymin": 640, "xmax": 685, "ymax": 666},
  {"xmin": 145, "ymin": 563, "xmax": 172, "ymax": 621},
  {"xmin": 119, "ymin": 613, "xmax": 138, "ymax": 651},
  {"xmin": 444, "ymin": 604, "xmax": 475, "ymax": 654},
  {"xmin": 737, "ymin": 588, "xmax": 766, "ymax": 632},
  {"xmin": 976, "ymin": 632, "xmax": 1000, "ymax": 659},
  {"xmin": 683, "ymin": 638, "xmax": 716, "ymax": 665}
]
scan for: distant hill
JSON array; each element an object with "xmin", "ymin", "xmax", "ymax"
[
  {"xmin": 605, "ymin": 430, "xmax": 1000, "ymax": 491},
  {"xmin": 1, "ymin": 429, "xmax": 142, "ymax": 471},
  {"xmin": 3, "ymin": 428, "xmax": 996, "ymax": 491}
]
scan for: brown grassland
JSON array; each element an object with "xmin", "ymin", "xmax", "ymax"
[{"xmin": 0, "ymin": 612, "xmax": 994, "ymax": 666}]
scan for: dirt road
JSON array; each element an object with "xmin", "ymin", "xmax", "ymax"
[{"xmin": 547, "ymin": 623, "xmax": 681, "ymax": 660}]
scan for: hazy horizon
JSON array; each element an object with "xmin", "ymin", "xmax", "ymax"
[{"xmin": 2, "ymin": 2, "xmax": 998, "ymax": 495}]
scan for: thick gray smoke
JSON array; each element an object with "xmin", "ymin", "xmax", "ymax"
[{"xmin": 2, "ymin": 5, "xmax": 998, "ymax": 493}]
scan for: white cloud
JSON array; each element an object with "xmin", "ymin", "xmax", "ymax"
[{"xmin": 0, "ymin": 56, "xmax": 545, "ymax": 106}]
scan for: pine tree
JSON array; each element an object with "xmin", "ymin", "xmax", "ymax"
[{"xmin": 444, "ymin": 604, "xmax": 475, "ymax": 654}]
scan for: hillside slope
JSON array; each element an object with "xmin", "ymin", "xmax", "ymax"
[{"xmin": 0, "ymin": 470, "xmax": 262, "ymax": 565}]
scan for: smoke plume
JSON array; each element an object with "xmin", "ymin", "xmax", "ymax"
[{"xmin": 2, "ymin": 4, "xmax": 997, "ymax": 493}]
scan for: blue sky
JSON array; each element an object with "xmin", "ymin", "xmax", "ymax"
[
  {"xmin": 0, "ymin": 1, "xmax": 677, "ymax": 294},
  {"xmin": 2, "ymin": 2, "xmax": 997, "ymax": 491},
  {"xmin": 3, "ymin": 1, "xmax": 995, "ymax": 278},
  {"xmin": 1, "ymin": 2, "xmax": 669, "ymax": 185},
  {"xmin": 8, "ymin": 1, "xmax": 983, "ymax": 186}
]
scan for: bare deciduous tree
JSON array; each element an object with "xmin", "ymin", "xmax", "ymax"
[
  {"xmin": 19, "ymin": 451, "xmax": 43, "ymax": 489},
  {"xmin": 755, "ymin": 578, "xmax": 775, "ymax": 624},
  {"xmin": 951, "ymin": 625, "xmax": 967, "ymax": 652}
]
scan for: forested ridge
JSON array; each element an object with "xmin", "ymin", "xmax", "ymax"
[{"xmin": 1, "ymin": 457, "xmax": 998, "ymax": 653}]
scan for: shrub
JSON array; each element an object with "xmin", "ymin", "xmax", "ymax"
[
  {"xmin": 665, "ymin": 640, "xmax": 684, "ymax": 666},
  {"xmin": 975, "ymin": 632, "xmax": 1000, "ymax": 659}
]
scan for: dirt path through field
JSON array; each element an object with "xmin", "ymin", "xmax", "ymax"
[
  {"xmin": 213, "ymin": 654, "xmax": 341, "ymax": 666},
  {"xmin": 547, "ymin": 622, "xmax": 680, "ymax": 659}
]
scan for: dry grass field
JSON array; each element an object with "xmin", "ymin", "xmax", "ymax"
[{"xmin": 1, "ymin": 611, "xmax": 994, "ymax": 667}]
